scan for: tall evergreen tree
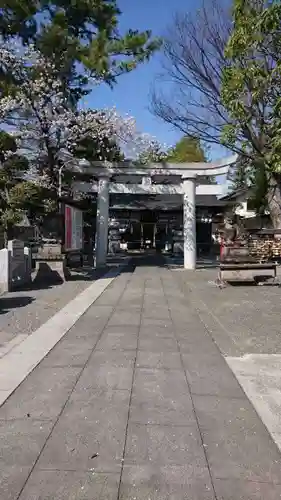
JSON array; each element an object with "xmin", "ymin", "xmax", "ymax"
[
  {"xmin": 1, "ymin": 0, "xmax": 160, "ymax": 104},
  {"xmin": 167, "ymin": 136, "xmax": 215, "ymax": 184},
  {"xmin": 167, "ymin": 136, "xmax": 207, "ymax": 163}
]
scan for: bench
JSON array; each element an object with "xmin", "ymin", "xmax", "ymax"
[{"xmin": 219, "ymin": 261, "xmax": 277, "ymax": 285}]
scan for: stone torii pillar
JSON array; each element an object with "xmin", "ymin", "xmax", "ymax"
[
  {"xmin": 180, "ymin": 155, "xmax": 238, "ymax": 269},
  {"xmin": 95, "ymin": 174, "xmax": 110, "ymax": 268},
  {"xmin": 183, "ymin": 175, "xmax": 196, "ymax": 270}
]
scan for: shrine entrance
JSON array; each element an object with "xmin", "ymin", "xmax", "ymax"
[
  {"xmin": 141, "ymin": 211, "xmax": 157, "ymax": 250},
  {"xmin": 75, "ymin": 155, "xmax": 237, "ymax": 269}
]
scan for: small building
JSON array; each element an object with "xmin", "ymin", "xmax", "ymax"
[{"xmin": 220, "ymin": 187, "xmax": 271, "ymax": 231}]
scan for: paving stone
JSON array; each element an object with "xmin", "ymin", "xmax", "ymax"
[
  {"xmin": 193, "ymin": 395, "xmax": 265, "ymax": 432},
  {"xmin": 118, "ymin": 301, "xmax": 142, "ymax": 309},
  {"xmin": 119, "ymin": 464, "xmax": 215, "ymax": 500},
  {"xmin": 39, "ymin": 339, "xmax": 94, "ymax": 367},
  {"xmin": 2, "ymin": 259, "xmax": 281, "ymax": 500},
  {"xmin": 83, "ymin": 305, "xmax": 115, "ymax": 319},
  {"xmin": 88, "ymin": 349, "xmax": 136, "ymax": 368},
  {"xmin": 66, "ymin": 318, "xmax": 108, "ymax": 339},
  {"xmin": 37, "ymin": 391, "xmax": 130, "ymax": 473},
  {"xmin": 178, "ymin": 336, "xmax": 220, "ymax": 356},
  {"xmin": 125, "ymin": 423, "xmax": 206, "ymax": 466},
  {"xmin": 67, "ymin": 384, "xmax": 130, "ymax": 407},
  {"xmin": 102, "ymin": 325, "xmax": 139, "ymax": 335},
  {"xmin": 136, "ymin": 351, "xmax": 182, "ymax": 370},
  {"xmin": 142, "ymin": 309, "xmax": 170, "ymax": 320},
  {"xmin": 142, "ymin": 304, "xmax": 167, "ymax": 311},
  {"xmin": 93, "ymin": 292, "xmax": 125, "ymax": 306},
  {"xmin": 213, "ymin": 478, "xmax": 281, "ymax": 499},
  {"xmin": 96, "ymin": 331, "xmax": 138, "ymax": 351},
  {"xmin": 182, "ymin": 353, "xmax": 244, "ymax": 397},
  {"xmin": 202, "ymin": 426, "xmax": 281, "ymax": 483},
  {"xmin": 0, "ymin": 366, "xmax": 80, "ymax": 420},
  {"xmin": 72, "ymin": 308, "xmax": 114, "ymax": 331},
  {"xmin": 0, "ymin": 419, "xmax": 53, "ymax": 467},
  {"xmin": 75, "ymin": 363, "xmax": 133, "ymax": 391},
  {"xmin": 0, "ymin": 465, "xmax": 32, "ymax": 500},
  {"xmin": 92, "ymin": 281, "xmax": 129, "ymax": 307},
  {"xmin": 141, "ymin": 318, "xmax": 174, "ymax": 328},
  {"xmin": 107, "ymin": 311, "xmax": 141, "ymax": 327},
  {"xmin": 170, "ymin": 311, "xmax": 204, "ymax": 324},
  {"xmin": 174, "ymin": 324, "xmax": 212, "ymax": 340},
  {"xmin": 143, "ymin": 297, "xmax": 166, "ymax": 303},
  {"xmin": 19, "ymin": 470, "xmax": 120, "ymax": 500},
  {"xmin": 130, "ymin": 368, "xmax": 196, "ymax": 425},
  {"xmin": 138, "ymin": 336, "xmax": 178, "ymax": 352},
  {"xmin": 139, "ymin": 325, "xmax": 176, "ymax": 338}
]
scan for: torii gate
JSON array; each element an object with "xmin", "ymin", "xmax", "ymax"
[{"xmin": 74, "ymin": 155, "xmax": 237, "ymax": 269}]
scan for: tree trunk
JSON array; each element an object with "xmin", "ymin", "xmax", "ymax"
[
  {"xmin": 266, "ymin": 173, "xmax": 281, "ymax": 229},
  {"xmin": 4, "ymin": 227, "xmax": 8, "ymax": 248},
  {"xmin": 4, "ymin": 223, "xmax": 13, "ymax": 248}
]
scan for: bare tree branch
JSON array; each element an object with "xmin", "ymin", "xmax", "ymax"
[
  {"xmin": 150, "ymin": 0, "xmax": 271, "ymax": 162},
  {"xmin": 150, "ymin": 0, "xmax": 232, "ymax": 148}
]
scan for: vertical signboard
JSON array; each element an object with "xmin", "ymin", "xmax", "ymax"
[
  {"xmin": 65, "ymin": 205, "xmax": 72, "ymax": 250},
  {"xmin": 64, "ymin": 205, "xmax": 83, "ymax": 251}
]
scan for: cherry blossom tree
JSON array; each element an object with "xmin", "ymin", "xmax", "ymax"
[
  {"xmin": 0, "ymin": 41, "xmax": 164, "ymax": 203},
  {"xmin": 135, "ymin": 137, "xmax": 169, "ymax": 165}
]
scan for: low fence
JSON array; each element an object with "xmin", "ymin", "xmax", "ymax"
[{"xmin": 0, "ymin": 240, "xmax": 32, "ymax": 293}]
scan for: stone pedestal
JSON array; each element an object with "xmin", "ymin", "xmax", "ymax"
[
  {"xmin": 37, "ymin": 242, "xmax": 63, "ymax": 258},
  {"xmin": 34, "ymin": 259, "xmax": 70, "ymax": 283},
  {"xmin": 33, "ymin": 242, "xmax": 70, "ymax": 283}
]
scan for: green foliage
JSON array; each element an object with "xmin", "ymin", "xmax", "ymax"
[
  {"xmin": 0, "ymin": 130, "xmax": 43, "ymax": 234},
  {"xmin": 166, "ymin": 136, "xmax": 215, "ymax": 184},
  {"xmin": 1, "ymin": 0, "xmax": 161, "ymax": 98},
  {"xmin": 228, "ymin": 160, "xmax": 252, "ymax": 191},
  {"xmin": 166, "ymin": 136, "xmax": 207, "ymax": 163},
  {"xmin": 221, "ymin": 0, "xmax": 281, "ymax": 172},
  {"xmin": 221, "ymin": 0, "xmax": 281, "ymax": 224},
  {"xmin": 0, "ymin": 131, "xmax": 17, "ymax": 158}
]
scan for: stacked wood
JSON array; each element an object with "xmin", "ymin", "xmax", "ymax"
[
  {"xmin": 272, "ymin": 240, "xmax": 281, "ymax": 258},
  {"xmin": 249, "ymin": 238, "xmax": 281, "ymax": 261}
]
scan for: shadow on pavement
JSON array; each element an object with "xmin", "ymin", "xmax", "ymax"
[
  {"xmin": 67, "ymin": 267, "xmax": 113, "ymax": 282},
  {"xmin": 127, "ymin": 252, "xmax": 166, "ymax": 268},
  {"xmin": 0, "ymin": 296, "xmax": 35, "ymax": 315}
]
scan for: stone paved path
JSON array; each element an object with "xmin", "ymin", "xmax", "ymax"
[{"xmin": 1, "ymin": 256, "xmax": 281, "ymax": 499}]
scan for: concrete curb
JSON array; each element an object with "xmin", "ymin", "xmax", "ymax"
[
  {"xmin": 0, "ymin": 264, "xmax": 126, "ymax": 407},
  {"xmin": 226, "ymin": 353, "xmax": 281, "ymax": 454}
]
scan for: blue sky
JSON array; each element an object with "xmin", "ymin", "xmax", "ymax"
[{"xmin": 85, "ymin": 0, "xmax": 202, "ymax": 153}]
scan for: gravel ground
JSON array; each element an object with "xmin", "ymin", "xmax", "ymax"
[
  {"xmin": 0, "ymin": 266, "xmax": 110, "ymax": 349},
  {"xmin": 0, "ymin": 253, "xmax": 131, "ymax": 351},
  {"xmin": 174, "ymin": 266, "xmax": 281, "ymax": 357}
]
